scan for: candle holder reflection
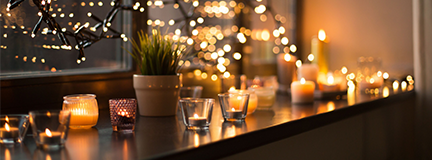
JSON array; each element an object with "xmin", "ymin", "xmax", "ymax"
[
  {"xmin": 1, "ymin": 142, "xmax": 32, "ymax": 159},
  {"xmin": 291, "ymin": 104, "xmax": 316, "ymax": 120},
  {"xmin": 221, "ymin": 121, "xmax": 247, "ymax": 138},
  {"xmin": 179, "ymin": 98, "xmax": 214, "ymax": 130},
  {"xmin": 182, "ymin": 130, "xmax": 211, "ymax": 148},
  {"xmin": 65, "ymin": 128, "xmax": 99, "ymax": 160},
  {"xmin": 109, "ymin": 132, "xmax": 138, "ymax": 160},
  {"xmin": 0, "ymin": 115, "xmax": 29, "ymax": 144},
  {"xmin": 109, "ymin": 98, "xmax": 137, "ymax": 133},
  {"xmin": 218, "ymin": 93, "xmax": 249, "ymax": 121},
  {"xmin": 29, "ymin": 110, "xmax": 71, "ymax": 151},
  {"xmin": 32, "ymin": 148, "xmax": 70, "ymax": 160}
]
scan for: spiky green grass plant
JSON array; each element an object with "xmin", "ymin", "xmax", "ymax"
[{"xmin": 125, "ymin": 29, "xmax": 189, "ymax": 75}]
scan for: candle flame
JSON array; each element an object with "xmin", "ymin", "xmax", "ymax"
[
  {"xmin": 5, "ymin": 123, "xmax": 10, "ymax": 131},
  {"xmin": 393, "ymin": 80, "xmax": 399, "ymax": 90},
  {"xmin": 45, "ymin": 128, "xmax": 52, "ymax": 137},
  {"xmin": 5, "ymin": 116, "xmax": 9, "ymax": 122},
  {"xmin": 284, "ymin": 53, "xmax": 291, "ymax": 62},
  {"xmin": 327, "ymin": 76, "xmax": 334, "ymax": 84},
  {"xmin": 231, "ymin": 108, "xmax": 235, "ymax": 111},
  {"xmin": 318, "ymin": 29, "xmax": 326, "ymax": 41},
  {"xmin": 229, "ymin": 86, "xmax": 236, "ymax": 91},
  {"xmin": 300, "ymin": 78, "xmax": 306, "ymax": 84},
  {"xmin": 194, "ymin": 114, "xmax": 199, "ymax": 118}
]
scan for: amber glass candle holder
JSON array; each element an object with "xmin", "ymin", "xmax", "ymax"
[
  {"xmin": 0, "ymin": 115, "xmax": 30, "ymax": 144},
  {"xmin": 109, "ymin": 98, "xmax": 137, "ymax": 132},
  {"xmin": 62, "ymin": 94, "xmax": 99, "ymax": 129},
  {"xmin": 29, "ymin": 110, "xmax": 71, "ymax": 150}
]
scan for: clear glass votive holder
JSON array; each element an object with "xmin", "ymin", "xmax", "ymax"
[
  {"xmin": 180, "ymin": 86, "xmax": 203, "ymax": 98},
  {"xmin": 218, "ymin": 93, "xmax": 250, "ymax": 121},
  {"xmin": 109, "ymin": 98, "xmax": 137, "ymax": 132},
  {"xmin": 62, "ymin": 94, "xmax": 99, "ymax": 129},
  {"xmin": 29, "ymin": 110, "xmax": 71, "ymax": 150},
  {"xmin": 0, "ymin": 115, "xmax": 30, "ymax": 144},
  {"xmin": 179, "ymin": 98, "xmax": 214, "ymax": 130},
  {"xmin": 248, "ymin": 87, "xmax": 276, "ymax": 109}
]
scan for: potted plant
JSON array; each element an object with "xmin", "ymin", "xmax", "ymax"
[{"xmin": 125, "ymin": 29, "xmax": 189, "ymax": 116}]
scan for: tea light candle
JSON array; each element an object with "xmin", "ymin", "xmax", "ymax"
[
  {"xmin": 188, "ymin": 114, "xmax": 207, "ymax": 126},
  {"xmin": 39, "ymin": 128, "xmax": 62, "ymax": 144},
  {"xmin": 0, "ymin": 123, "xmax": 19, "ymax": 138},
  {"xmin": 291, "ymin": 78, "xmax": 315, "ymax": 103},
  {"xmin": 226, "ymin": 108, "xmax": 243, "ymax": 118},
  {"xmin": 228, "ymin": 90, "xmax": 257, "ymax": 115},
  {"xmin": 319, "ymin": 75, "xmax": 340, "ymax": 92}
]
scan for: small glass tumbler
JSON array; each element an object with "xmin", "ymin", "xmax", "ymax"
[
  {"xmin": 29, "ymin": 110, "xmax": 71, "ymax": 150},
  {"xmin": 62, "ymin": 94, "xmax": 99, "ymax": 129},
  {"xmin": 218, "ymin": 93, "xmax": 250, "ymax": 121},
  {"xmin": 0, "ymin": 115, "xmax": 30, "ymax": 144},
  {"xmin": 179, "ymin": 98, "xmax": 214, "ymax": 130},
  {"xmin": 109, "ymin": 98, "xmax": 137, "ymax": 132},
  {"xmin": 180, "ymin": 86, "xmax": 203, "ymax": 98}
]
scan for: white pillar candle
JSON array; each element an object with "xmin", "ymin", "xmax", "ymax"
[{"xmin": 291, "ymin": 78, "xmax": 315, "ymax": 104}]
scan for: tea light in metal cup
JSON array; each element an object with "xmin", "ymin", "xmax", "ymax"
[
  {"xmin": 29, "ymin": 110, "xmax": 71, "ymax": 150},
  {"xmin": 0, "ymin": 115, "xmax": 30, "ymax": 144},
  {"xmin": 218, "ymin": 93, "xmax": 250, "ymax": 121},
  {"xmin": 109, "ymin": 98, "xmax": 137, "ymax": 132},
  {"xmin": 179, "ymin": 98, "xmax": 214, "ymax": 130}
]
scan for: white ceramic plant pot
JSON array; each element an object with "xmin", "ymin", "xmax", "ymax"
[{"xmin": 133, "ymin": 74, "xmax": 182, "ymax": 116}]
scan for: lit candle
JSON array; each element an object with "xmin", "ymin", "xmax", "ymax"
[
  {"xmin": 229, "ymin": 90, "xmax": 257, "ymax": 115},
  {"xmin": 188, "ymin": 114, "xmax": 207, "ymax": 126},
  {"xmin": 318, "ymin": 74, "xmax": 340, "ymax": 92},
  {"xmin": 229, "ymin": 95, "xmax": 248, "ymax": 110},
  {"xmin": 226, "ymin": 108, "xmax": 243, "ymax": 119},
  {"xmin": 311, "ymin": 29, "xmax": 329, "ymax": 74},
  {"xmin": 0, "ymin": 123, "xmax": 19, "ymax": 138},
  {"xmin": 39, "ymin": 128, "xmax": 61, "ymax": 144},
  {"xmin": 291, "ymin": 78, "xmax": 315, "ymax": 104}
]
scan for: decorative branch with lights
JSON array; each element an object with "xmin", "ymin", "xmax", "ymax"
[{"xmin": 5, "ymin": 0, "xmax": 145, "ymax": 64}]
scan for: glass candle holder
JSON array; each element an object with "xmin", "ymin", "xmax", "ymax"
[
  {"xmin": 0, "ymin": 115, "xmax": 30, "ymax": 144},
  {"xmin": 180, "ymin": 86, "xmax": 203, "ymax": 98},
  {"xmin": 218, "ymin": 93, "xmax": 250, "ymax": 121},
  {"xmin": 356, "ymin": 57, "xmax": 384, "ymax": 92},
  {"xmin": 62, "ymin": 94, "xmax": 99, "ymax": 129},
  {"xmin": 248, "ymin": 87, "xmax": 276, "ymax": 109},
  {"xmin": 179, "ymin": 98, "xmax": 214, "ymax": 130},
  {"xmin": 109, "ymin": 98, "xmax": 137, "ymax": 132},
  {"xmin": 29, "ymin": 110, "xmax": 71, "ymax": 150}
]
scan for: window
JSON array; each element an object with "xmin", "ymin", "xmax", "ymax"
[{"xmin": 0, "ymin": 0, "xmax": 132, "ymax": 80}]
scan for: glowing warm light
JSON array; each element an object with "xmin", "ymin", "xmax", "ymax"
[
  {"xmin": 393, "ymin": 80, "xmax": 399, "ymax": 90},
  {"xmin": 223, "ymin": 72, "xmax": 231, "ymax": 78},
  {"xmin": 237, "ymin": 33, "xmax": 246, "ymax": 43},
  {"xmin": 318, "ymin": 29, "xmax": 326, "ymax": 41},
  {"xmin": 273, "ymin": 30, "xmax": 280, "ymax": 37},
  {"xmin": 327, "ymin": 76, "xmax": 334, "ymax": 84},
  {"xmin": 5, "ymin": 116, "xmax": 9, "ymax": 122},
  {"xmin": 296, "ymin": 60, "xmax": 302, "ymax": 68},
  {"xmin": 289, "ymin": 44, "xmax": 297, "ymax": 53},
  {"xmin": 401, "ymin": 81, "xmax": 407, "ymax": 91},
  {"xmin": 229, "ymin": 86, "xmax": 236, "ymax": 91},
  {"xmin": 279, "ymin": 26, "xmax": 286, "ymax": 34},
  {"xmin": 327, "ymin": 101, "xmax": 335, "ymax": 111},
  {"xmin": 341, "ymin": 66, "xmax": 348, "ymax": 74},
  {"xmin": 369, "ymin": 78, "xmax": 375, "ymax": 84},
  {"xmin": 284, "ymin": 53, "xmax": 291, "ymax": 62},
  {"xmin": 281, "ymin": 37, "xmax": 289, "ymax": 45},
  {"xmin": 254, "ymin": 5, "xmax": 266, "ymax": 14},
  {"xmin": 231, "ymin": 108, "xmax": 236, "ymax": 111},
  {"xmin": 211, "ymin": 74, "xmax": 218, "ymax": 81},
  {"xmin": 5, "ymin": 123, "xmax": 10, "ymax": 131},
  {"xmin": 233, "ymin": 52, "xmax": 242, "ymax": 60},
  {"xmin": 45, "ymin": 128, "xmax": 52, "ymax": 137},
  {"xmin": 194, "ymin": 133, "xmax": 199, "ymax": 147},
  {"xmin": 201, "ymin": 72, "xmax": 208, "ymax": 79},
  {"xmin": 223, "ymin": 44, "xmax": 231, "ymax": 52},
  {"xmin": 383, "ymin": 86, "xmax": 389, "ymax": 98},
  {"xmin": 261, "ymin": 30, "xmax": 270, "ymax": 41},
  {"xmin": 194, "ymin": 69, "xmax": 202, "ymax": 77},
  {"xmin": 307, "ymin": 54, "xmax": 314, "ymax": 62},
  {"xmin": 407, "ymin": 75, "xmax": 413, "ymax": 81},
  {"xmin": 300, "ymin": 78, "xmax": 306, "ymax": 84},
  {"xmin": 377, "ymin": 71, "xmax": 382, "ymax": 77}
]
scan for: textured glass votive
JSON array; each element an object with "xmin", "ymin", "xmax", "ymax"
[
  {"xmin": 62, "ymin": 94, "xmax": 99, "ymax": 129},
  {"xmin": 179, "ymin": 98, "xmax": 214, "ymax": 130},
  {"xmin": 218, "ymin": 93, "xmax": 249, "ymax": 121},
  {"xmin": 29, "ymin": 110, "xmax": 71, "ymax": 150},
  {"xmin": 0, "ymin": 115, "xmax": 30, "ymax": 144},
  {"xmin": 109, "ymin": 99, "xmax": 137, "ymax": 132},
  {"xmin": 180, "ymin": 86, "xmax": 203, "ymax": 98}
]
